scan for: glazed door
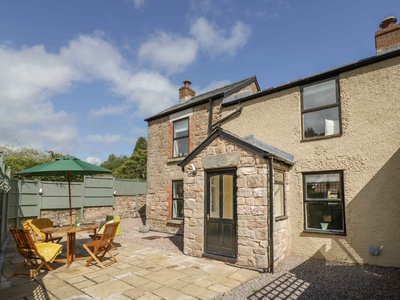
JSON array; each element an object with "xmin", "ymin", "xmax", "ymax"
[{"xmin": 205, "ymin": 170, "xmax": 237, "ymax": 258}]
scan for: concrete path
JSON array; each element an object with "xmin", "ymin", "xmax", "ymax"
[{"xmin": 1, "ymin": 234, "xmax": 259, "ymax": 299}]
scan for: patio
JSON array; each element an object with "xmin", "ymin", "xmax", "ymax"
[
  {"xmin": 2, "ymin": 218, "xmax": 399, "ymax": 299},
  {"xmin": 0, "ymin": 221, "xmax": 259, "ymax": 299}
]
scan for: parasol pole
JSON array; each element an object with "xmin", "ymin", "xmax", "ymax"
[{"xmin": 68, "ymin": 170, "xmax": 73, "ymax": 228}]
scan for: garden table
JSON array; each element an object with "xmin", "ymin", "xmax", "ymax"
[{"xmin": 41, "ymin": 224, "xmax": 99, "ymax": 268}]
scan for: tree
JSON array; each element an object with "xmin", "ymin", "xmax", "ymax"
[
  {"xmin": 1, "ymin": 147, "xmax": 66, "ymax": 181},
  {"xmin": 115, "ymin": 137, "xmax": 147, "ymax": 179},
  {"xmin": 100, "ymin": 154, "xmax": 127, "ymax": 173}
]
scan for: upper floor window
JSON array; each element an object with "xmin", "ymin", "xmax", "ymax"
[
  {"xmin": 303, "ymin": 171, "xmax": 345, "ymax": 234},
  {"xmin": 173, "ymin": 118, "xmax": 189, "ymax": 157},
  {"xmin": 301, "ymin": 78, "xmax": 341, "ymax": 140},
  {"xmin": 274, "ymin": 171, "xmax": 286, "ymax": 218},
  {"xmin": 172, "ymin": 180, "xmax": 184, "ymax": 219}
]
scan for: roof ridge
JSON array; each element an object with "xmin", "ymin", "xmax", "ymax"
[{"xmin": 145, "ymin": 75, "xmax": 258, "ymax": 122}]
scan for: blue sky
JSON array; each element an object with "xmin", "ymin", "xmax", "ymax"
[{"xmin": 0, "ymin": 0, "xmax": 398, "ymax": 165}]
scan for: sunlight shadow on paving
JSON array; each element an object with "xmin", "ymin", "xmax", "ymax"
[
  {"xmin": 141, "ymin": 236, "xmax": 163, "ymax": 240},
  {"xmin": 248, "ymin": 273, "xmax": 310, "ymax": 300}
]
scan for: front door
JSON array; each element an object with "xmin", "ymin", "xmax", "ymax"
[{"xmin": 205, "ymin": 170, "xmax": 237, "ymax": 258}]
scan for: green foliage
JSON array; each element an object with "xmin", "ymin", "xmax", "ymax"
[
  {"xmin": 133, "ymin": 136, "xmax": 147, "ymax": 153},
  {"xmin": 114, "ymin": 137, "xmax": 147, "ymax": 179},
  {"xmin": 1, "ymin": 137, "xmax": 148, "ymax": 181},
  {"xmin": 1, "ymin": 147, "xmax": 69, "ymax": 181},
  {"xmin": 100, "ymin": 154, "xmax": 127, "ymax": 172}
]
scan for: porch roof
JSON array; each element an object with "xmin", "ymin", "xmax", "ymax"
[{"xmin": 178, "ymin": 128, "xmax": 294, "ymax": 169}]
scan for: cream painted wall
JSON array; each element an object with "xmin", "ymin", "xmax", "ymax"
[{"xmin": 221, "ymin": 57, "xmax": 400, "ymax": 267}]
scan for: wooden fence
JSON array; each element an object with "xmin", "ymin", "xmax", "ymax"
[{"xmin": 1, "ymin": 175, "xmax": 146, "ymax": 247}]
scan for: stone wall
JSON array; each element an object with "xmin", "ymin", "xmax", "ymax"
[
  {"xmin": 35, "ymin": 195, "xmax": 146, "ymax": 225},
  {"xmin": 146, "ymin": 99, "xmax": 224, "ymax": 234},
  {"xmin": 183, "ymin": 136, "xmax": 291, "ymax": 270}
]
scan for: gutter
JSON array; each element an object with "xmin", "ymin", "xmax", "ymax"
[
  {"xmin": 268, "ymin": 156, "xmax": 274, "ymax": 273},
  {"xmin": 222, "ymin": 49, "xmax": 400, "ymax": 108}
]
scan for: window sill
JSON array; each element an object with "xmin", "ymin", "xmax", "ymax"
[
  {"xmin": 166, "ymin": 219, "xmax": 183, "ymax": 226},
  {"xmin": 167, "ymin": 157, "xmax": 186, "ymax": 164},
  {"xmin": 275, "ymin": 216, "xmax": 288, "ymax": 222},
  {"xmin": 301, "ymin": 133, "xmax": 342, "ymax": 142},
  {"xmin": 303, "ymin": 229, "xmax": 346, "ymax": 236}
]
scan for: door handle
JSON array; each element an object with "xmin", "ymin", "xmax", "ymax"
[{"xmin": 207, "ymin": 214, "xmax": 210, "ymax": 221}]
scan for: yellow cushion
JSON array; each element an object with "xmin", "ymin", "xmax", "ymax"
[
  {"xmin": 36, "ymin": 243, "xmax": 63, "ymax": 263},
  {"xmin": 23, "ymin": 219, "xmax": 54, "ymax": 241},
  {"xmin": 106, "ymin": 215, "xmax": 121, "ymax": 236}
]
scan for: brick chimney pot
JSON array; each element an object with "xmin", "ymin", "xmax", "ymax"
[
  {"xmin": 375, "ymin": 16, "xmax": 400, "ymax": 55},
  {"xmin": 179, "ymin": 80, "xmax": 195, "ymax": 102}
]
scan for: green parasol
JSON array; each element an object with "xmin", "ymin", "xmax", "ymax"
[{"xmin": 15, "ymin": 155, "xmax": 112, "ymax": 227}]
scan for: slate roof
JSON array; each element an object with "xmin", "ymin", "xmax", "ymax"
[
  {"xmin": 145, "ymin": 75, "xmax": 259, "ymax": 122},
  {"xmin": 178, "ymin": 128, "xmax": 294, "ymax": 168},
  {"xmin": 222, "ymin": 48, "xmax": 400, "ymax": 108}
]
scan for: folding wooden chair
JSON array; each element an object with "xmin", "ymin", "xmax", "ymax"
[
  {"xmin": 10, "ymin": 228, "xmax": 63, "ymax": 279},
  {"xmin": 89, "ymin": 219, "xmax": 118, "ymax": 249},
  {"xmin": 83, "ymin": 221, "xmax": 120, "ymax": 269},
  {"xmin": 22, "ymin": 219, "xmax": 63, "ymax": 243}
]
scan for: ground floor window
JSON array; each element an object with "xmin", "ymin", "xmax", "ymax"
[
  {"xmin": 303, "ymin": 171, "xmax": 345, "ymax": 234},
  {"xmin": 172, "ymin": 180, "xmax": 184, "ymax": 219},
  {"xmin": 274, "ymin": 171, "xmax": 285, "ymax": 218}
]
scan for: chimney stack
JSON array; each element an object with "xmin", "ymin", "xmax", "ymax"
[
  {"xmin": 179, "ymin": 80, "xmax": 195, "ymax": 102},
  {"xmin": 375, "ymin": 16, "xmax": 400, "ymax": 55}
]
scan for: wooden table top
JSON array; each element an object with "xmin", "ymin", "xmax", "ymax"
[{"xmin": 41, "ymin": 224, "xmax": 99, "ymax": 234}]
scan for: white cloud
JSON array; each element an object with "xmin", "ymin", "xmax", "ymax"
[
  {"xmin": 132, "ymin": 0, "xmax": 145, "ymax": 9},
  {"xmin": 86, "ymin": 134, "xmax": 122, "ymax": 145},
  {"xmin": 138, "ymin": 32, "xmax": 198, "ymax": 74},
  {"xmin": 89, "ymin": 104, "xmax": 129, "ymax": 117},
  {"xmin": 0, "ymin": 17, "xmax": 252, "ymax": 157},
  {"xmin": 138, "ymin": 17, "xmax": 252, "ymax": 74},
  {"xmin": 190, "ymin": 17, "xmax": 252, "ymax": 57},
  {"xmin": 85, "ymin": 156, "xmax": 102, "ymax": 165},
  {"xmin": 0, "ymin": 43, "xmax": 79, "ymax": 153}
]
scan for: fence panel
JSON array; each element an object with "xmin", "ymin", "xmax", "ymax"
[
  {"xmin": 41, "ymin": 181, "xmax": 85, "ymax": 209},
  {"xmin": 8, "ymin": 178, "xmax": 19, "ymax": 219},
  {"xmin": 19, "ymin": 180, "xmax": 41, "ymax": 217},
  {"xmin": 115, "ymin": 178, "xmax": 146, "ymax": 195},
  {"xmin": 84, "ymin": 176, "xmax": 114, "ymax": 207}
]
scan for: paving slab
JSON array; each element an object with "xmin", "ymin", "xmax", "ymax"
[
  {"xmin": 152, "ymin": 285, "xmax": 192, "ymax": 300},
  {"xmin": 1, "ymin": 236, "xmax": 262, "ymax": 299},
  {"xmin": 82, "ymin": 278, "xmax": 133, "ymax": 299}
]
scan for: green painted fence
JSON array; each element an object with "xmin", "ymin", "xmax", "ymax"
[{"xmin": 0, "ymin": 175, "xmax": 146, "ymax": 248}]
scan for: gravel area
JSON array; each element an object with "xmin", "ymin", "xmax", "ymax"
[
  {"xmin": 114, "ymin": 217, "xmax": 183, "ymax": 254},
  {"xmin": 115, "ymin": 218, "xmax": 400, "ymax": 299}
]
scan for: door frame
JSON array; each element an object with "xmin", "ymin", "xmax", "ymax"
[{"xmin": 204, "ymin": 168, "xmax": 237, "ymax": 259}]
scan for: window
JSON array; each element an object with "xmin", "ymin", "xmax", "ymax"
[
  {"xmin": 303, "ymin": 171, "xmax": 345, "ymax": 234},
  {"xmin": 301, "ymin": 78, "xmax": 341, "ymax": 139},
  {"xmin": 172, "ymin": 181, "xmax": 184, "ymax": 219},
  {"xmin": 173, "ymin": 118, "xmax": 189, "ymax": 157},
  {"xmin": 274, "ymin": 171, "xmax": 285, "ymax": 218}
]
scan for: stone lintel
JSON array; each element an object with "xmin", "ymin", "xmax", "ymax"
[{"xmin": 201, "ymin": 152, "xmax": 240, "ymax": 169}]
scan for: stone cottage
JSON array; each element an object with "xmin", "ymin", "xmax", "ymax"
[{"xmin": 145, "ymin": 17, "xmax": 400, "ymax": 271}]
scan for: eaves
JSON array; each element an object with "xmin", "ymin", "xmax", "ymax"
[{"xmin": 222, "ymin": 49, "xmax": 400, "ymax": 108}]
